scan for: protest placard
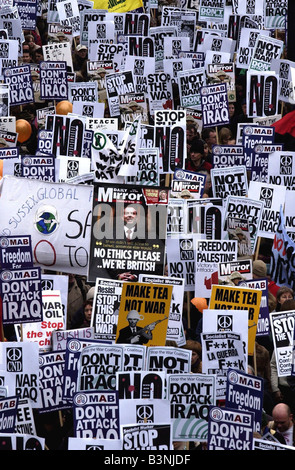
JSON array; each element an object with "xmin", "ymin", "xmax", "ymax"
[
  {"xmin": 116, "ymin": 371, "xmax": 167, "ymax": 399},
  {"xmin": 88, "ymin": 184, "xmax": 168, "ymax": 281},
  {"xmin": 251, "ymin": 144, "xmax": 283, "ymax": 182},
  {"xmin": 121, "ymin": 423, "xmax": 172, "ymax": 450},
  {"xmin": 249, "ymin": 34, "xmax": 284, "ymax": 72},
  {"xmin": 211, "ymin": 165, "xmax": 248, "ymax": 199},
  {"xmin": 119, "ymin": 397, "xmax": 170, "ymax": 428},
  {"xmin": 0, "ymin": 176, "xmax": 93, "ymax": 275},
  {"xmin": 0, "ymin": 235, "xmax": 33, "ymax": 270},
  {"xmin": 166, "ymin": 199, "xmax": 186, "ymax": 235},
  {"xmin": 139, "ymin": 274, "xmax": 185, "ymax": 346},
  {"xmin": 14, "ymin": 398, "xmax": 36, "ymax": 435},
  {"xmin": 146, "ymin": 347, "xmax": 191, "ymax": 374},
  {"xmin": 0, "ymin": 433, "xmax": 45, "ymax": 450},
  {"xmin": 73, "ymin": 391, "xmax": 119, "ymax": 439},
  {"xmin": 226, "ymin": 217, "xmax": 252, "ymax": 258},
  {"xmin": 171, "ymin": 169, "xmax": 206, "ymax": 198},
  {"xmin": 200, "ymin": 83, "xmax": 230, "ymax": 128},
  {"xmin": 246, "ymin": 71, "xmax": 279, "ymax": 118},
  {"xmin": 22, "ymin": 290, "xmax": 64, "ymax": 351},
  {"xmin": 0, "ymin": 267, "xmax": 42, "ymax": 325},
  {"xmin": 115, "ymin": 281, "xmax": 172, "ymax": 347},
  {"xmin": 270, "ymin": 310, "xmax": 295, "ymax": 377},
  {"xmin": 39, "ymin": 61, "xmax": 68, "ymax": 101},
  {"xmin": 208, "ymin": 406, "xmax": 254, "ymax": 450},
  {"xmin": 267, "ymin": 150, "xmax": 295, "ymax": 190},
  {"xmin": 187, "ymin": 198, "xmax": 225, "ymax": 239},
  {"xmin": 168, "ymin": 373, "xmax": 216, "ymax": 442},
  {"xmin": 0, "ymin": 341, "xmax": 39, "ymax": 407},
  {"xmin": 201, "ymin": 332, "xmax": 246, "ymax": 374},
  {"xmin": 239, "ymin": 278, "xmax": 270, "ymax": 337},
  {"xmin": 224, "ymin": 195, "xmax": 265, "ymax": 253},
  {"xmin": 78, "ymin": 344, "xmax": 124, "ymax": 392},
  {"xmin": 91, "ymin": 277, "xmax": 122, "ymax": 341},
  {"xmin": 38, "ymin": 350, "xmax": 69, "ymax": 413},
  {"xmin": 202, "ymin": 308, "xmax": 249, "ymax": 362},
  {"xmin": 21, "ymin": 155, "xmax": 55, "ymax": 182},
  {"xmin": 154, "ymin": 109, "xmax": 186, "ymax": 173},
  {"xmin": 0, "ymin": 396, "xmax": 19, "ymax": 433},
  {"xmin": 147, "ymin": 72, "xmax": 173, "ymax": 115},
  {"xmin": 105, "ymin": 70, "xmax": 135, "ymax": 117},
  {"xmin": 225, "ymin": 368, "xmax": 264, "ymax": 434},
  {"xmin": 212, "ymin": 145, "xmax": 245, "ymax": 168},
  {"xmin": 3, "ymin": 65, "xmax": 34, "ymax": 106},
  {"xmin": 166, "ymin": 235, "xmax": 196, "ymax": 291},
  {"xmin": 178, "ymin": 67, "xmax": 206, "ymax": 109},
  {"xmin": 68, "ymin": 437, "xmax": 122, "ymax": 450},
  {"xmin": 248, "ymin": 180, "xmax": 286, "ymax": 239},
  {"xmin": 209, "ymin": 284, "xmax": 262, "ymax": 355},
  {"xmin": 194, "ymin": 239, "xmax": 238, "ymax": 298}
]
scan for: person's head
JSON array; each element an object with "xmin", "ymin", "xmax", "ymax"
[
  {"xmin": 123, "ymin": 206, "xmax": 138, "ymax": 227},
  {"xmin": 202, "ymin": 127, "xmax": 217, "ymax": 149},
  {"xmin": 276, "ymin": 286, "xmax": 294, "ymax": 305},
  {"xmin": 219, "ymin": 127, "xmax": 233, "ymax": 145},
  {"xmin": 228, "ymin": 271, "xmax": 245, "ymax": 285},
  {"xmin": 228, "ymin": 103, "xmax": 236, "ymax": 118},
  {"xmin": 186, "ymin": 123, "xmax": 198, "ymax": 143},
  {"xmin": 83, "ymin": 300, "xmax": 93, "ymax": 323},
  {"xmin": 126, "ymin": 310, "xmax": 141, "ymax": 327},
  {"xmin": 182, "ymin": 339, "xmax": 202, "ymax": 366},
  {"xmin": 22, "ymin": 51, "xmax": 32, "ymax": 63},
  {"xmin": 75, "ymin": 44, "xmax": 88, "ymax": 58},
  {"xmin": 197, "ymin": 169, "xmax": 212, "ymax": 196},
  {"xmin": 272, "ymin": 403, "xmax": 293, "ymax": 433},
  {"xmin": 252, "ymin": 260, "xmax": 267, "ymax": 279},
  {"xmin": 280, "ymin": 299, "xmax": 295, "ymax": 311},
  {"xmin": 34, "ymin": 48, "xmax": 44, "ymax": 63}
]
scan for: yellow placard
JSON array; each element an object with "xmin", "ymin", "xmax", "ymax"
[
  {"xmin": 115, "ymin": 282, "xmax": 172, "ymax": 347},
  {"xmin": 209, "ymin": 284, "xmax": 262, "ymax": 356},
  {"xmin": 93, "ymin": 0, "xmax": 143, "ymax": 13}
]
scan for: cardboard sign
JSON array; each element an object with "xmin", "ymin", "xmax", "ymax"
[
  {"xmin": 39, "ymin": 61, "xmax": 68, "ymax": 101},
  {"xmin": 78, "ymin": 344, "xmax": 124, "ymax": 392},
  {"xmin": 121, "ymin": 423, "xmax": 172, "ymax": 450},
  {"xmin": 0, "ymin": 176, "xmax": 93, "ymax": 275},
  {"xmin": 208, "ymin": 406, "xmax": 254, "ymax": 450},
  {"xmin": 267, "ymin": 151, "xmax": 295, "ymax": 190},
  {"xmin": 154, "ymin": 109, "xmax": 186, "ymax": 173},
  {"xmin": 3, "ymin": 65, "xmax": 34, "ymax": 106},
  {"xmin": 194, "ymin": 239, "xmax": 238, "ymax": 298},
  {"xmin": 248, "ymin": 180, "xmax": 286, "ymax": 239},
  {"xmin": 88, "ymin": 184, "xmax": 168, "ymax": 281},
  {"xmin": 168, "ymin": 373, "xmax": 215, "ymax": 442},
  {"xmin": 105, "ymin": 71, "xmax": 135, "ymax": 117},
  {"xmin": 251, "ymin": 144, "xmax": 283, "ymax": 182},
  {"xmin": 246, "ymin": 71, "xmax": 279, "ymax": 118},
  {"xmin": 73, "ymin": 391, "xmax": 119, "ymax": 439},
  {"xmin": 21, "ymin": 155, "xmax": 55, "ymax": 182},
  {"xmin": 209, "ymin": 284, "xmax": 262, "ymax": 355},
  {"xmin": 146, "ymin": 347, "xmax": 191, "ymax": 374},
  {"xmin": 0, "ymin": 267, "xmax": 42, "ymax": 325},
  {"xmin": 211, "ymin": 166, "xmax": 248, "ymax": 199},
  {"xmin": 202, "ymin": 332, "xmax": 246, "ymax": 374},
  {"xmin": 201, "ymin": 83, "xmax": 229, "ymax": 127},
  {"xmin": 0, "ymin": 341, "xmax": 39, "ymax": 407},
  {"xmin": 0, "ymin": 235, "xmax": 33, "ymax": 270},
  {"xmin": 270, "ymin": 310, "xmax": 295, "ymax": 377},
  {"xmin": 38, "ymin": 350, "xmax": 69, "ymax": 413},
  {"xmin": 115, "ymin": 281, "xmax": 172, "ymax": 347}
]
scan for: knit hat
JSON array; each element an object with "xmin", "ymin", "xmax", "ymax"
[
  {"xmin": 229, "ymin": 271, "xmax": 245, "ymax": 281},
  {"xmin": 190, "ymin": 139, "xmax": 204, "ymax": 154},
  {"xmin": 191, "ymin": 297, "xmax": 208, "ymax": 313},
  {"xmin": 253, "ymin": 260, "xmax": 267, "ymax": 278},
  {"xmin": 86, "ymin": 286, "xmax": 95, "ymax": 300}
]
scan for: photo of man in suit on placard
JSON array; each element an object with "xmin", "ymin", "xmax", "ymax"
[{"xmin": 123, "ymin": 205, "xmax": 139, "ymax": 241}]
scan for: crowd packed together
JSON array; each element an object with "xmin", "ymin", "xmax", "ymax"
[{"xmin": 0, "ymin": 0, "xmax": 294, "ymax": 453}]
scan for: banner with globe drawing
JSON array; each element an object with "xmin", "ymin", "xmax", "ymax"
[
  {"xmin": 0, "ymin": 175, "xmax": 93, "ymax": 275},
  {"xmin": 168, "ymin": 373, "xmax": 216, "ymax": 442}
]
